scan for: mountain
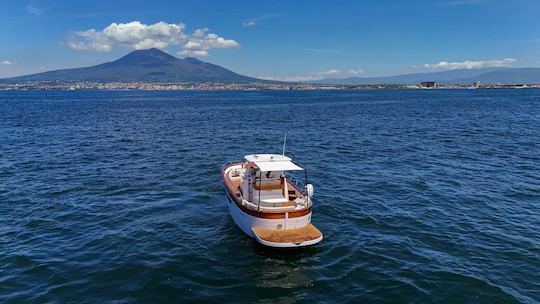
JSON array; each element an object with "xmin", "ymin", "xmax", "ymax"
[
  {"xmin": 449, "ymin": 68, "xmax": 540, "ymax": 85},
  {"xmin": 5, "ymin": 49, "xmax": 539, "ymax": 85},
  {"xmin": 312, "ymin": 67, "xmax": 540, "ymax": 85},
  {"xmin": 2, "ymin": 48, "xmax": 266, "ymax": 84}
]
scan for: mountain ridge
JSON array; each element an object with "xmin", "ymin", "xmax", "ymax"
[
  {"xmin": 311, "ymin": 67, "xmax": 540, "ymax": 85},
  {"xmin": 1, "ymin": 48, "xmax": 269, "ymax": 84},
  {"xmin": 3, "ymin": 49, "xmax": 540, "ymax": 85}
]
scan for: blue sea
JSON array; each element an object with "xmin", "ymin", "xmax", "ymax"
[{"xmin": 1, "ymin": 89, "xmax": 539, "ymax": 303}]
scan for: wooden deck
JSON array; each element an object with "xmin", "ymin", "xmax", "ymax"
[{"xmin": 252, "ymin": 224, "xmax": 322, "ymax": 244}]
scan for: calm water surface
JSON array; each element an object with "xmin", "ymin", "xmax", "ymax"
[{"xmin": 1, "ymin": 90, "xmax": 539, "ymax": 303}]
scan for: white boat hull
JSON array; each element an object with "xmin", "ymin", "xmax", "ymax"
[{"xmin": 225, "ymin": 188, "xmax": 322, "ymax": 247}]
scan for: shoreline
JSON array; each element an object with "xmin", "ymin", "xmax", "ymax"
[{"xmin": 1, "ymin": 83, "xmax": 539, "ymax": 91}]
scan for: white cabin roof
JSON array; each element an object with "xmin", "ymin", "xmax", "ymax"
[{"xmin": 244, "ymin": 154, "xmax": 303, "ymax": 172}]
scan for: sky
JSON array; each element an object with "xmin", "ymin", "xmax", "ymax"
[{"xmin": 0, "ymin": 0, "xmax": 539, "ymax": 80}]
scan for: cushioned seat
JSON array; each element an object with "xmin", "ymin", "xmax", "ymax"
[{"xmin": 261, "ymin": 197, "xmax": 289, "ymax": 204}]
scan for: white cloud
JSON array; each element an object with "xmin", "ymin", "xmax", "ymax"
[
  {"xmin": 68, "ymin": 21, "xmax": 187, "ymax": 52},
  {"xmin": 1, "ymin": 60, "xmax": 13, "ymax": 65},
  {"xmin": 316, "ymin": 69, "xmax": 363, "ymax": 77},
  {"xmin": 179, "ymin": 28, "xmax": 240, "ymax": 57},
  {"xmin": 68, "ymin": 21, "xmax": 240, "ymax": 57},
  {"xmin": 242, "ymin": 20, "xmax": 256, "ymax": 27},
  {"xmin": 241, "ymin": 13, "xmax": 282, "ymax": 28},
  {"xmin": 259, "ymin": 68, "xmax": 363, "ymax": 82},
  {"xmin": 423, "ymin": 58, "xmax": 517, "ymax": 70},
  {"xmin": 27, "ymin": 2, "xmax": 46, "ymax": 15}
]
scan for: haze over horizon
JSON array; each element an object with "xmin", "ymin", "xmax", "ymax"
[{"xmin": 1, "ymin": 0, "xmax": 539, "ymax": 80}]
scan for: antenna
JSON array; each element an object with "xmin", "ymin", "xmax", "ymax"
[{"xmin": 282, "ymin": 132, "xmax": 287, "ymax": 156}]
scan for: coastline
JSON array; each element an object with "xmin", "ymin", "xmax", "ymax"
[{"xmin": 1, "ymin": 82, "xmax": 538, "ymax": 91}]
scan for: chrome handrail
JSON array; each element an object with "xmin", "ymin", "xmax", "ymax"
[
  {"xmin": 221, "ymin": 161, "xmax": 240, "ymax": 171},
  {"xmin": 285, "ymin": 174, "xmax": 307, "ymax": 195}
]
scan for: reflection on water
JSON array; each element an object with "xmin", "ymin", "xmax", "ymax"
[{"xmin": 250, "ymin": 246, "xmax": 318, "ymax": 289}]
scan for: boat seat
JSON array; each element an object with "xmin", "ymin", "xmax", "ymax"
[
  {"xmin": 254, "ymin": 177, "xmax": 283, "ymax": 191},
  {"xmin": 261, "ymin": 197, "xmax": 289, "ymax": 204},
  {"xmin": 254, "ymin": 177, "xmax": 290, "ymax": 205},
  {"xmin": 258, "ymin": 187, "xmax": 286, "ymax": 200}
]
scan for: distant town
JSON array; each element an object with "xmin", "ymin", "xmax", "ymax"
[{"xmin": 0, "ymin": 81, "xmax": 539, "ymax": 91}]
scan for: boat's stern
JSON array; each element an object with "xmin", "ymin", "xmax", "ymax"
[{"xmin": 252, "ymin": 223, "xmax": 323, "ymax": 248}]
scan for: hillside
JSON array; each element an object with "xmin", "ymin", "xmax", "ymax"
[
  {"xmin": 2, "ymin": 48, "xmax": 267, "ymax": 84},
  {"xmin": 311, "ymin": 68, "xmax": 540, "ymax": 85}
]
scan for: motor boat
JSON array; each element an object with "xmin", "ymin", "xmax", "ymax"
[{"xmin": 221, "ymin": 154, "xmax": 323, "ymax": 248}]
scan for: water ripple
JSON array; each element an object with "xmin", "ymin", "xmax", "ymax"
[{"xmin": 1, "ymin": 89, "xmax": 539, "ymax": 303}]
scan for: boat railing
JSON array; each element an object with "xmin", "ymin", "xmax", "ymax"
[
  {"xmin": 286, "ymin": 175, "xmax": 307, "ymax": 194},
  {"xmin": 221, "ymin": 161, "xmax": 241, "ymax": 172},
  {"xmin": 286, "ymin": 175, "xmax": 313, "ymax": 208}
]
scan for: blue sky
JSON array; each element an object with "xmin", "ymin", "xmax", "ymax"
[{"xmin": 1, "ymin": 0, "xmax": 539, "ymax": 79}]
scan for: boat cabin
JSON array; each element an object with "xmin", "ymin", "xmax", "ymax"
[{"xmin": 240, "ymin": 154, "xmax": 308, "ymax": 209}]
